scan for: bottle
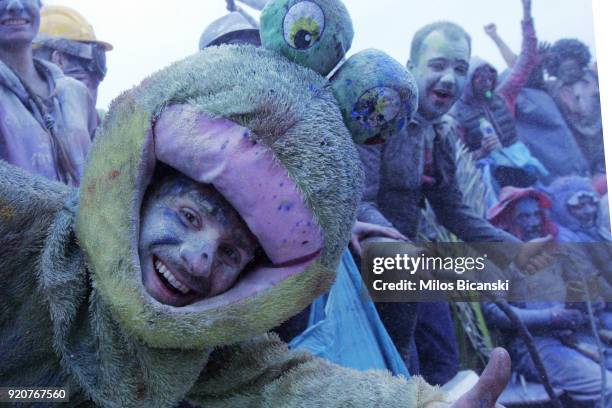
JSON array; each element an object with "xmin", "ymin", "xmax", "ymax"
[{"xmin": 479, "ymin": 117, "xmax": 496, "ymax": 139}]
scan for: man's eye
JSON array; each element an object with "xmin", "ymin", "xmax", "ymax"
[
  {"xmin": 430, "ymin": 62, "xmax": 445, "ymax": 71},
  {"xmin": 180, "ymin": 208, "xmax": 201, "ymax": 229},
  {"xmin": 455, "ymin": 66, "xmax": 468, "ymax": 75},
  {"xmin": 219, "ymin": 244, "xmax": 240, "ymax": 265}
]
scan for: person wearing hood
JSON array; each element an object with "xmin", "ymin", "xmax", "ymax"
[
  {"xmin": 483, "ymin": 186, "xmax": 612, "ymax": 405},
  {"xmin": 547, "ymin": 177, "xmax": 612, "ymax": 302},
  {"xmin": 450, "ymin": 0, "xmax": 548, "ymax": 191},
  {"xmin": 0, "ymin": 0, "xmax": 514, "ymax": 406},
  {"xmin": 484, "ymin": 27, "xmax": 590, "ymax": 182},
  {"xmin": 0, "ymin": 0, "xmax": 97, "ymax": 186},
  {"xmin": 548, "ymin": 176, "xmax": 611, "ymax": 243}
]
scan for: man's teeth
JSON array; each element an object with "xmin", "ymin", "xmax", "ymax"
[
  {"xmin": 155, "ymin": 260, "xmax": 190, "ymax": 294},
  {"xmin": 2, "ymin": 19, "xmax": 28, "ymax": 25}
]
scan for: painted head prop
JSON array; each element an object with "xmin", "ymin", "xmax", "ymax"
[
  {"xmin": 330, "ymin": 49, "xmax": 418, "ymax": 144},
  {"xmin": 77, "ymin": 0, "xmax": 416, "ymax": 348},
  {"xmin": 260, "ymin": 0, "xmax": 354, "ymax": 76}
]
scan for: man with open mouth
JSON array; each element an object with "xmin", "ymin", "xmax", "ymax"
[
  {"xmin": 353, "ymin": 12, "xmax": 525, "ymax": 388},
  {"xmin": 139, "ymin": 165, "xmax": 260, "ymax": 308}
]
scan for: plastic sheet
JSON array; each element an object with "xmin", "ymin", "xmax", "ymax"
[{"xmin": 290, "ymin": 249, "xmax": 410, "ymax": 377}]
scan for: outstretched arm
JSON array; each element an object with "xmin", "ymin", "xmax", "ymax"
[
  {"xmin": 187, "ymin": 333, "xmax": 445, "ymax": 408},
  {"xmin": 188, "ymin": 334, "xmax": 511, "ymax": 408},
  {"xmin": 0, "ymin": 160, "xmax": 73, "ymax": 319},
  {"xmin": 497, "ymin": 0, "xmax": 538, "ymax": 114}
]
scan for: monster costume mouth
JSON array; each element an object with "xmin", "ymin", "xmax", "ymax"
[{"xmin": 139, "ymin": 104, "xmax": 325, "ymax": 310}]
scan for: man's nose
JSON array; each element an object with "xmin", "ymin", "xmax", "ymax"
[
  {"xmin": 439, "ymin": 71, "xmax": 456, "ymax": 88},
  {"xmin": 180, "ymin": 241, "xmax": 215, "ymax": 278},
  {"xmin": 6, "ymin": 0, "xmax": 25, "ymax": 12}
]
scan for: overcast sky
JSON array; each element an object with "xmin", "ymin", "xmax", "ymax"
[{"xmin": 43, "ymin": 0, "xmax": 598, "ymax": 110}]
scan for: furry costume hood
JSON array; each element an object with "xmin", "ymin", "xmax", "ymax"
[{"xmin": 76, "ymin": 45, "xmax": 364, "ymax": 350}]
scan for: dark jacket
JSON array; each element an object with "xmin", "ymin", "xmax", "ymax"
[
  {"xmin": 357, "ymin": 113, "xmax": 520, "ymax": 246},
  {"xmin": 451, "ymin": 18, "xmax": 537, "ymax": 151}
]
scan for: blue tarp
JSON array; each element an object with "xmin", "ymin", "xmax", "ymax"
[{"xmin": 289, "ymin": 249, "xmax": 410, "ymax": 377}]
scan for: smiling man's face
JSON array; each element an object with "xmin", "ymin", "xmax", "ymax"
[
  {"xmin": 139, "ymin": 170, "xmax": 259, "ymax": 307},
  {"xmin": 0, "ymin": 0, "xmax": 40, "ymax": 48},
  {"xmin": 410, "ymin": 29, "xmax": 470, "ymax": 121}
]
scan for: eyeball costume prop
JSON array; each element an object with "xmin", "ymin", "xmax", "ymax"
[
  {"xmin": 0, "ymin": 0, "xmax": 433, "ymax": 407},
  {"xmin": 260, "ymin": 0, "xmax": 354, "ymax": 76},
  {"xmin": 330, "ymin": 49, "xmax": 419, "ymax": 144}
]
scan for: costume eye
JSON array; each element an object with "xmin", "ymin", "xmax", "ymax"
[
  {"xmin": 283, "ymin": 1, "xmax": 325, "ymax": 50},
  {"xmin": 352, "ymin": 87, "xmax": 401, "ymax": 129},
  {"xmin": 180, "ymin": 208, "xmax": 201, "ymax": 229},
  {"xmin": 219, "ymin": 244, "xmax": 241, "ymax": 266}
]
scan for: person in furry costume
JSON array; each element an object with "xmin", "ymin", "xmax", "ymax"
[{"xmin": 0, "ymin": 0, "xmax": 511, "ymax": 407}]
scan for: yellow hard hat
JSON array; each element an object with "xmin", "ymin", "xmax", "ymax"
[{"xmin": 38, "ymin": 5, "xmax": 113, "ymax": 51}]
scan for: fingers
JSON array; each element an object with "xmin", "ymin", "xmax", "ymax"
[
  {"xmin": 352, "ymin": 221, "xmax": 408, "ymax": 243},
  {"xmin": 467, "ymin": 348, "xmax": 511, "ymax": 408},
  {"xmin": 380, "ymin": 226, "xmax": 408, "ymax": 241},
  {"xmin": 482, "ymin": 136, "xmax": 502, "ymax": 152},
  {"xmin": 349, "ymin": 234, "xmax": 363, "ymax": 258},
  {"xmin": 476, "ymin": 348, "xmax": 512, "ymax": 403},
  {"xmin": 517, "ymin": 235, "xmax": 554, "ymax": 267},
  {"xmin": 451, "ymin": 348, "xmax": 511, "ymax": 408}
]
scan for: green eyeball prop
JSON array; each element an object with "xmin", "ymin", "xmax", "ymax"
[
  {"xmin": 330, "ymin": 49, "xmax": 419, "ymax": 145},
  {"xmin": 260, "ymin": 0, "xmax": 354, "ymax": 76}
]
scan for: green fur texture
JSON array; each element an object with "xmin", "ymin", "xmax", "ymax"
[
  {"xmin": 1, "ymin": 162, "xmax": 209, "ymax": 407},
  {"xmin": 187, "ymin": 333, "xmax": 446, "ymax": 407},
  {"xmin": 331, "ymin": 49, "xmax": 419, "ymax": 144},
  {"xmin": 76, "ymin": 45, "xmax": 364, "ymax": 350},
  {"xmin": 0, "ymin": 45, "xmax": 446, "ymax": 407},
  {"xmin": 260, "ymin": 0, "xmax": 354, "ymax": 76}
]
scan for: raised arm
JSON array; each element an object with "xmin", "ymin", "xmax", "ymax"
[
  {"xmin": 497, "ymin": 0, "xmax": 538, "ymax": 113},
  {"xmin": 484, "ymin": 23, "xmax": 518, "ymax": 68}
]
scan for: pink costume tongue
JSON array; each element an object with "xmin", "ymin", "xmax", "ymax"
[{"xmin": 153, "ymin": 104, "xmax": 323, "ymax": 265}]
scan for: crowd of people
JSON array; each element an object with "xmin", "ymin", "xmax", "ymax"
[{"xmin": 0, "ymin": 0, "xmax": 609, "ymax": 407}]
